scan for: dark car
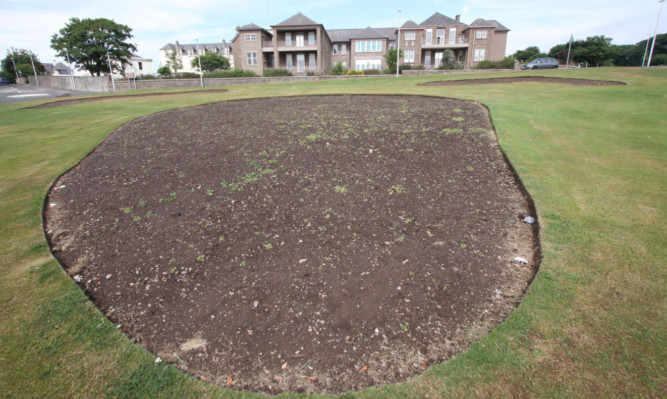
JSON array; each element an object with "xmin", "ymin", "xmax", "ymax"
[
  {"xmin": 0, "ymin": 78, "xmax": 12, "ymax": 85},
  {"xmin": 521, "ymin": 57, "xmax": 559, "ymax": 70}
]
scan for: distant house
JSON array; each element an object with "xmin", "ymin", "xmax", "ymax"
[
  {"xmin": 51, "ymin": 62, "xmax": 72, "ymax": 76},
  {"xmin": 229, "ymin": 11, "xmax": 509, "ymax": 75},
  {"xmin": 160, "ymin": 40, "xmax": 233, "ymax": 74},
  {"xmin": 119, "ymin": 54, "xmax": 154, "ymax": 77}
]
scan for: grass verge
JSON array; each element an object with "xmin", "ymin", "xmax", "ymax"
[{"xmin": 0, "ymin": 68, "xmax": 664, "ymax": 398}]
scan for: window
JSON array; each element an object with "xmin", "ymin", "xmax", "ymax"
[
  {"xmin": 405, "ymin": 32, "xmax": 415, "ymax": 40},
  {"xmin": 308, "ymin": 32, "xmax": 315, "ymax": 46},
  {"xmin": 333, "ymin": 44, "xmax": 338, "ymax": 55},
  {"xmin": 199, "ymin": 48, "xmax": 205, "ymax": 55},
  {"xmin": 389, "ymin": 42, "xmax": 395, "ymax": 50},
  {"xmin": 296, "ymin": 34, "xmax": 304, "ymax": 47},
  {"xmin": 434, "ymin": 51, "xmax": 443, "ymax": 67},
  {"xmin": 341, "ymin": 44, "xmax": 347, "ymax": 54},
  {"xmin": 474, "ymin": 48, "xmax": 485, "ymax": 61},
  {"xmin": 245, "ymin": 34, "xmax": 256, "ymax": 41},
  {"xmin": 476, "ymin": 30, "xmax": 487, "ymax": 39},
  {"xmin": 138, "ymin": 62, "xmax": 143, "ymax": 70},
  {"xmin": 286, "ymin": 54, "xmax": 293, "ymax": 70},
  {"xmin": 424, "ymin": 51, "xmax": 431, "ymax": 67},
  {"xmin": 247, "ymin": 51, "xmax": 258, "ymax": 66},
  {"xmin": 285, "ymin": 33, "xmax": 292, "ymax": 46},
  {"xmin": 355, "ymin": 40, "xmax": 382, "ymax": 53},
  {"xmin": 355, "ymin": 59, "xmax": 381, "ymax": 71},
  {"xmin": 436, "ymin": 29, "xmax": 445, "ymax": 44},
  {"xmin": 404, "ymin": 49, "xmax": 415, "ymax": 63},
  {"xmin": 449, "ymin": 28, "xmax": 456, "ymax": 44},
  {"xmin": 309, "ymin": 53, "xmax": 316, "ymax": 69},
  {"xmin": 188, "ymin": 49, "xmax": 193, "ymax": 55},
  {"xmin": 426, "ymin": 29, "xmax": 433, "ymax": 44},
  {"xmin": 342, "ymin": 62, "xmax": 347, "ymax": 68}
]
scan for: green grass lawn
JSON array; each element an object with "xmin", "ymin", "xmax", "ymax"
[{"xmin": 0, "ymin": 68, "xmax": 664, "ymax": 398}]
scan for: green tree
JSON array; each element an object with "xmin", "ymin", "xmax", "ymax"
[
  {"xmin": 191, "ymin": 52, "xmax": 230, "ymax": 72},
  {"xmin": 385, "ymin": 48, "xmax": 403, "ymax": 74},
  {"xmin": 513, "ymin": 46, "xmax": 543, "ymax": 62},
  {"xmin": 51, "ymin": 17, "xmax": 137, "ymax": 76},
  {"xmin": 1, "ymin": 49, "xmax": 45, "ymax": 81},
  {"xmin": 438, "ymin": 49, "xmax": 463, "ymax": 69},
  {"xmin": 157, "ymin": 65, "xmax": 172, "ymax": 76},
  {"xmin": 572, "ymin": 35, "xmax": 618, "ymax": 67},
  {"xmin": 330, "ymin": 62, "xmax": 346, "ymax": 75},
  {"xmin": 166, "ymin": 50, "xmax": 182, "ymax": 73}
]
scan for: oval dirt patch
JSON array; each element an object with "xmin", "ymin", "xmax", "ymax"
[
  {"xmin": 44, "ymin": 95, "xmax": 538, "ymax": 394},
  {"xmin": 422, "ymin": 76, "xmax": 626, "ymax": 86}
]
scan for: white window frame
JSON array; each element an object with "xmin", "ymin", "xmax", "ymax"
[
  {"xmin": 342, "ymin": 61, "xmax": 347, "ymax": 68},
  {"xmin": 449, "ymin": 28, "xmax": 456, "ymax": 44},
  {"xmin": 426, "ymin": 29, "xmax": 433, "ymax": 44},
  {"xmin": 341, "ymin": 44, "xmax": 347, "ymax": 55},
  {"xmin": 404, "ymin": 49, "xmax": 415, "ymax": 63},
  {"xmin": 355, "ymin": 40, "xmax": 382, "ymax": 53},
  {"xmin": 308, "ymin": 53, "xmax": 316, "ymax": 69},
  {"xmin": 247, "ymin": 51, "xmax": 258, "ymax": 66},
  {"xmin": 405, "ymin": 31, "xmax": 415, "ymax": 41},
  {"xmin": 474, "ymin": 48, "xmax": 486, "ymax": 62},
  {"xmin": 333, "ymin": 44, "xmax": 338, "ymax": 55},
  {"xmin": 286, "ymin": 53, "xmax": 293, "ymax": 70},
  {"xmin": 188, "ymin": 48, "xmax": 194, "ymax": 56},
  {"xmin": 245, "ymin": 34, "xmax": 256, "ymax": 41},
  {"xmin": 436, "ymin": 29, "xmax": 445, "ymax": 45},
  {"xmin": 285, "ymin": 32, "xmax": 292, "ymax": 46},
  {"xmin": 296, "ymin": 34, "xmax": 304, "ymax": 47},
  {"xmin": 354, "ymin": 59, "xmax": 381, "ymax": 71},
  {"xmin": 476, "ymin": 30, "xmax": 487, "ymax": 39},
  {"xmin": 308, "ymin": 32, "xmax": 315, "ymax": 46},
  {"xmin": 434, "ymin": 51, "xmax": 443, "ymax": 67}
]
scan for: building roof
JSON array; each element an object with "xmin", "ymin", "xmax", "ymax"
[
  {"xmin": 160, "ymin": 42, "xmax": 232, "ymax": 52},
  {"xmin": 401, "ymin": 20, "xmax": 421, "ymax": 29},
  {"xmin": 328, "ymin": 27, "xmax": 396, "ymax": 42},
  {"xmin": 420, "ymin": 12, "xmax": 466, "ymax": 26},
  {"xmin": 467, "ymin": 18, "xmax": 510, "ymax": 32},
  {"xmin": 273, "ymin": 12, "xmax": 318, "ymax": 27},
  {"xmin": 237, "ymin": 23, "xmax": 265, "ymax": 31}
]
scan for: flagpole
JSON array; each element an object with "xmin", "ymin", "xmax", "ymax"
[{"xmin": 565, "ymin": 35, "xmax": 573, "ymax": 68}]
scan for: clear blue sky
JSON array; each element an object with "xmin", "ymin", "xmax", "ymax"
[{"xmin": 1, "ymin": 0, "xmax": 666, "ymax": 72}]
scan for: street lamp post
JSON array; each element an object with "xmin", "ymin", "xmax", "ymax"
[
  {"xmin": 396, "ymin": 10, "xmax": 401, "ymax": 77},
  {"xmin": 106, "ymin": 52, "xmax": 116, "ymax": 92},
  {"xmin": 642, "ymin": 34, "xmax": 652, "ymax": 67},
  {"xmin": 65, "ymin": 48, "xmax": 77, "ymax": 91},
  {"xmin": 10, "ymin": 54, "xmax": 19, "ymax": 83},
  {"xmin": 29, "ymin": 53, "xmax": 39, "ymax": 86},
  {"xmin": 196, "ymin": 39, "xmax": 204, "ymax": 88},
  {"xmin": 647, "ymin": 0, "xmax": 665, "ymax": 68}
]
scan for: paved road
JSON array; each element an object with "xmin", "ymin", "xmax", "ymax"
[{"xmin": 0, "ymin": 84, "xmax": 94, "ymax": 104}]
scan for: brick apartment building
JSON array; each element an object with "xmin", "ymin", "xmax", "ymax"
[{"xmin": 164, "ymin": 11, "xmax": 509, "ymax": 75}]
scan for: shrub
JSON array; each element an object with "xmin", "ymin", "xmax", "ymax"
[
  {"xmin": 474, "ymin": 57, "xmax": 516, "ymax": 70},
  {"xmin": 437, "ymin": 49, "xmax": 464, "ymax": 70},
  {"xmin": 136, "ymin": 74, "xmax": 157, "ymax": 80},
  {"xmin": 475, "ymin": 60, "xmax": 496, "ymax": 69},
  {"xmin": 156, "ymin": 66, "xmax": 171, "ymax": 76},
  {"xmin": 363, "ymin": 68, "xmax": 381, "ymax": 75},
  {"xmin": 204, "ymin": 69, "xmax": 258, "ymax": 78},
  {"xmin": 174, "ymin": 72, "xmax": 200, "ymax": 79},
  {"xmin": 346, "ymin": 69, "xmax": 364, "ymax": 75},
  {"xmin": 331, "ymin": 62, "xmax": 346, "ymax": 75},
  {"xmin": 263, "ymin": 69, "xmax": 292, "ymax": 77}
]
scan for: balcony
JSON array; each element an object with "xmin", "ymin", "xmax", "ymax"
[
  {"xmin": 422, "ymin": 37, "xmax": 469, "ymax": 49},
  {"xmin": 275, "ymin": 41, "xmax": 317, "ymax": 51}
]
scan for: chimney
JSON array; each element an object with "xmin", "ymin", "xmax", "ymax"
[{"xmin": 456, "ymin": 15, "xmax": 460, "ymax": 22}]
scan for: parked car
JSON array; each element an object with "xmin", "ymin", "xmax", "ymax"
[
  {"xmin": 0, "ymin": 78, "xmax": 12, "ymax": 85},
  {"xmin": 521, "ymin": 57, "xmax": 559, "ymax": 70}
]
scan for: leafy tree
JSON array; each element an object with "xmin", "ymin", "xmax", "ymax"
[
  {"xmin": 330, "ymin": 62, "xmax": 346, "ymax": 75},
  {"xmin": 166, "ymin": 50, "xmax": 182, "ymax": 73},
  {"xmin": 1, "ymin": 49, "xmax": 45, "ymax": 81},
  {"xmin": 157, "ymin": 65, "xmax": 172, "ymax": 76},
  {"xmin": 51, "ymin": 17, "xmax": 137, "ymax": 76},
  {"xmin": 385, "ymin": 48, "xmax": 403, "ymax": 73},
  {"xmin": 573, "ymin": 35, "xmax": 618, "ymax": 66},
  {"xmin": 438, "ymin": 49, "xmax": 463, "ymax": 69},
  {"xmin": 191, "ymin": 52, "xmax": 230, "ymax": 72},
  {"xmin": 513, "ymin": 46, "xmax": 542, "ymax": 62}
]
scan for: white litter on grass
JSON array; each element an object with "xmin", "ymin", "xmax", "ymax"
[
  {"xmin": 513, "ymin": 257, "xmax": 528, "ymax": 265},
  {"xmin": 73, "ymin": 275, "xmax": 81, "ymax": 283},
  {"xmin": 155, "ymin": 357, "xmax": 163, "ymax": 364},
  {"xmin": 523, "ymin": 216, "xmax": 535, "ymax": 224}
]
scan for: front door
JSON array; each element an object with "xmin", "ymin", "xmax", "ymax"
[{"xmin": 296, "ymin": 53, "xmax": 305, "ymax": 72}]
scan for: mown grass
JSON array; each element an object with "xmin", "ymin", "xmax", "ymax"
[{"xmin": 0, "ymin": 68, "xmax": 664, "ymax": 398}]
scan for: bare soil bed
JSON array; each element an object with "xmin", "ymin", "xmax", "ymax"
[
  {"xmin": 422, "ymin": 76, "xmax": 626, "ymax": 86},
  {"xmin": 45, "ymin": 95, "xmax": 538, "ymax": 394},
  {"xmin": 29, "ymin": 89, "xmax": 228, "ymax": 109}
]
